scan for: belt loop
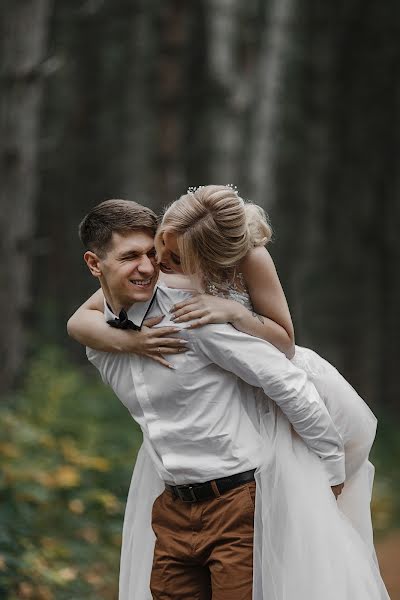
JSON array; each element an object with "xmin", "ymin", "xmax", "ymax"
[{"xmin": 211, "ymin": 480, "xmax": 221, "ymax": 498}]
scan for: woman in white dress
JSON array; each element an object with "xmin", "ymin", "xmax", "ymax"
[{"xmin": 68, "ymin": 185, "xmax": 389, "ymax": 599}]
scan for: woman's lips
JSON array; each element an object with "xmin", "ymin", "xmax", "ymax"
[{"xmin": 159, "ymin": 263, "xmax": 174, "ymax": 274}]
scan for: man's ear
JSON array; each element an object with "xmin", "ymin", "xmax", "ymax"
[{"xmin": 84, "ymin": 251, "xmax": 102, "ymax": 277}]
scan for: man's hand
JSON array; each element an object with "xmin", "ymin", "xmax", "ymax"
[{"xmin": 331, "ymin": 482, "xmax": 344, "ymax": 499}]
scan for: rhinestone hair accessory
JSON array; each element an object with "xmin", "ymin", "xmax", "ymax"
[{"xmin": 186, "ymin": 184, "xmax": 239, "ymax": 195}]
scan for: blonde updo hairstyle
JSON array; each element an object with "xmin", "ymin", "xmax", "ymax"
[{"xmin": 156, "ymin": 185, "xmax": 272, "ymax": 287}]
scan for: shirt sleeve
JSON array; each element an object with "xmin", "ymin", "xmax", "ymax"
[
  {"xmin": 86, "ymin": 347, "xmax": 110, "ymax": 386},
  {"xmin": 192, "ymin": 325, "xmax": 345, "ymax": 485}
]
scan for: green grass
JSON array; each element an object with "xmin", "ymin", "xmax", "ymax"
[{"xmin": 370, "ymin": 414, "xmax": 400, "ymax": 535}]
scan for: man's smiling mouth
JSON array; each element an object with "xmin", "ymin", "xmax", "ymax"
[{"xmin": 130, "ymin": 278, "xmax": 152, "ymax": 287}]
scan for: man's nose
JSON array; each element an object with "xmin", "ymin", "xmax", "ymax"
[{"xmin": 137, "ymin": 254, "xmax": 156, "ymax": 274}]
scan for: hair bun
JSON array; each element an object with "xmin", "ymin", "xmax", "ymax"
[{"xmin": 244, "ymin": 203, "xmax": 273, "ymax": 247}]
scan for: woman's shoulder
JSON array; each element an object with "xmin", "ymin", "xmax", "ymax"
[{"xmin": 239, "ymin": 246, "xmax": 276, "ymax": 281}]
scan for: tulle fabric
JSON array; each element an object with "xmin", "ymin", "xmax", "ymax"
[
  {"xmin": 252, "ymin": 399, "xmax": 387, "ymax": 599},
  {"xmin": 118, "ymin": 348, "xmax": 389, "ymax": 599}
]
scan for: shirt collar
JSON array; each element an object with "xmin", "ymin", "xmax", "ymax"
[{"xmin": 103, "ymin": 283, "xmax": 158, "ymax": 329}]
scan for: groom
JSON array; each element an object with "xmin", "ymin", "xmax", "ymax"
[{"xmin": 77, "ymin": 199, "xmax": 345, "ymax": 600}]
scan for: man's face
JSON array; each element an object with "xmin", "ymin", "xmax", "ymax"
[{"xmin": 94, "ymin": 230, "xmax": 159, "ymax": 307}]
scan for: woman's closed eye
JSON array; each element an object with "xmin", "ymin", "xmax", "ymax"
[{"xmin": 170, "ymin": 253, "xmax": 181, "ymax": 265}]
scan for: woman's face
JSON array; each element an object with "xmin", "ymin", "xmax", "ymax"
[{"xmin": 158, "ymin": 231, "xmax": 184, "ymax": 274}]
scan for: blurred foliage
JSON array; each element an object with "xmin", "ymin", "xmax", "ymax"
[
  {"xmin": 0, "ymin": 346, "xmax": 398, "ymax": 598},
  {"xmin": 371, "ymin": 417, "xmax": 400, "ymax": 535},
  {"xmin": 0, "ymin": 346, "xmax": 142, "ymax": 599}
]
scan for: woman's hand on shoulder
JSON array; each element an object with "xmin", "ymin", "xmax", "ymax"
[
  {"xmin": 127, "ymin": 315, "xmax": 189, "ymax": 368},
  {"xmin": 67, "ymin": 289, "xmax": 189, "ymax": 367},
  {"xmin": 169, "ymin": 292, "xmax": 243, "ymax": 328}
]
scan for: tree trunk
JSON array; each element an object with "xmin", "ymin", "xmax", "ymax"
[
  {"xmin": 206, "ymin": 0, "xmax": 247, "ymax": 185},
  {"xmin": 0, "ymin": 0, "xmax": 51, "ymax": 392},
  {"xmin": 34, "ymin": 0, "xmax": 111, "ymax": 347},
  {"xmin": 249, "ymin": 0, "xmax": 297, "ymax": 208},
  {"xmin": 291, "ymin": 4, "xmax": 337, "ymax": 351},
  {"xmin": 154, "ymin": 0, "xmax": 191, "ymax": 205},
  {"xmin": 119, "ymin": 0, "xmax": 156, "ymax": 208}
]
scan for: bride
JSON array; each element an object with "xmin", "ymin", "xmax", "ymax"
[{"xmin": 68, "ymin": 185, "xmax": 389, "ymax": 599}]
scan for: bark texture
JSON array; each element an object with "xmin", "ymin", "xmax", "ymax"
[{"xmin": 0, "ymin": 0, "xmax": 51, "ymax": 391}]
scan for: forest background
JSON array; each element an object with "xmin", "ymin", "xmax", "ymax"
[{"xmin": 1, "ymin": 1, "xmax": 399, "ymax": 598}]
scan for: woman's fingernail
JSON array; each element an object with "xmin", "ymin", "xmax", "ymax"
[
  {"xmin": 180, "ymin": 340, "xmax": 189, "ymax": 344},
  {"xmin": 170, "ymin": 315, "xmax": 176, "ymax": 321}
]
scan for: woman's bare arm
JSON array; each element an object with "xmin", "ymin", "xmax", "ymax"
[
  {"xmin": 67, "ymin": 288, "xmax": 188, "ymax": 367},
  {"xmin": 233, "ymin": 246, "xmax": 295, "ymax": 358},
  {"xmin": 67, "ymin": 288, "xmax": 124, "ymax": 350}
]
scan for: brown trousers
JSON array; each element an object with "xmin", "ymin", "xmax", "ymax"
[{"xmin": 150, "ymin": 481, "xmax": 256, "ymax": 600}]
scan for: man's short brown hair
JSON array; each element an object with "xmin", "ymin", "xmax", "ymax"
[{"xmin": 79, "ymin": 199, "xmax": 158, "ymax": 256}]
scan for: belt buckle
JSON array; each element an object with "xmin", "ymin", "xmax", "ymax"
[{"xmin": 176, "ymin": 484, "xmax": 197, "ymax": 502}]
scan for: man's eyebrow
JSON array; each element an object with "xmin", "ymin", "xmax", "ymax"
[
  {"xmin": 117, "ymin": 249, "xmax": 140, "ymax": 259},
  {"xmin": 118, "ymin": 247, "xmax": 156, "ymax": 259}
]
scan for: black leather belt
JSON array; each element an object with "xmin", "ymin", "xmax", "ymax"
[{"xmin": 165, "ymin": 469, "xmax": 256, "ymax": 503}]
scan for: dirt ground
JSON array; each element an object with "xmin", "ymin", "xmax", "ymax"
[{"xmin": 376, "ymin": 530, "xmax": 400, "ymax": 599}]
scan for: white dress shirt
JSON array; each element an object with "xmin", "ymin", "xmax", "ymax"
[{"xmin": 87, "ymin": 284, "xmax": 345, "ymax": 485}]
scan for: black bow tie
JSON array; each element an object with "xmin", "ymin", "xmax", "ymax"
[{"xmin": 107, "ymin": 308, "xmax": 141, "ymax": 331}]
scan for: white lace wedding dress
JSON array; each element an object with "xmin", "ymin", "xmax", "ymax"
[{"xmin": 118, "ymin": 282, "xmax": 390, "ymax": 600}]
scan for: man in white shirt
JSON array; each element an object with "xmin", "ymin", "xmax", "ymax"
[{"xmin": 78, "ymin": 199, "xmax": 345, "ymax": 600}]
